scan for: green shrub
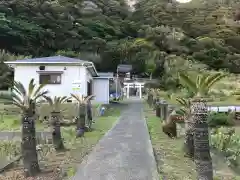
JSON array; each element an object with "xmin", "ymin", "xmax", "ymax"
[
  {"xmin": 208, "ymin": 112, "xmax": 234, "ymax": 127},
  {"xmin": 211, "ymin": 127, "xmax": 240, "ymax": 167}
]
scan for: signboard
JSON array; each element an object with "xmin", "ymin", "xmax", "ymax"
[{"xmin": 72, "ymin": 80, "xmax": 81, "ymax": 91}]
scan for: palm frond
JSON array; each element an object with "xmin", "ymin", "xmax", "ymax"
[
  {"xmin": 1, "ymin": 79, "xmax": 50, "ymax": 112},
  {"xmin": 178, "ymin": 72, "xmax": 197, "ymax": 93},
  {"xmin": 198, "ymin": 73, "xmax": 209, "ymax": 95},
  {"xmin": 175, "ymin": 97, "xmax": 190, "ymax": 116},
  {"xmin": 43, "ymin": 95, "xmax": 53, "ymax": 106},
  {"xmin": 71, "ymin": 93, "xmax": 84, "ymax": 103},
  {"xmin": 84, "ymin": 95, "xmax": 95, "ymax": 102},
  {"xmin": 33, "ymin": 90, "xmax": 49, "ymax": 101},
  {"xmin": 71, "ymin": 94, "xmax": 95, "ymax": 104},
  {"xmin": 54, "ymin": 96, "xmax": 58, "ymax": 104},
  {"xmin": 176, "ymin": 97, "xmax": 190, "ymax": 108},
  {"xmin": 0, "ymin": 92, "xmax": 26, "ymax": 110},
  {"xmin": 44, "ymin": 95, "xmax": 70, "ymax": 112},
  {"xmin": 59, "ymin": 96, "xmax": 70, "ymax": 104},
  {"xmin": 205, "ymin": 73, "xmax": 227, "ymax": 91},
  {"xmin": 32, "ymin": 83, "xmax": 47, "ymax": 99},
  {"xmin": 196, "ymin": 75, "xmax": 201, "ymax": 89},
  {"xmin": 12, "ymin": 81, "xmax": 26, "ymax": 97},
  {"xmin": 12, "ymin": 81, "xmax": 29, "ymax": 107},
  {"xmin": 28, "ymin": 78, "xmax": 36, "ymax": 99},
  {"xmin": 11, "ymin": 92, "xmax": 24, "ymax": 107}
]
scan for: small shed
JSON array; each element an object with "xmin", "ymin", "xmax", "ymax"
[{"xmin": 92, "ymin": 72, "xmax": 113, "ymax": 104}]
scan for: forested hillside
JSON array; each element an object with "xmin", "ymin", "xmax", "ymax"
[{"xmin": 0, "ymin": 0, "xmax": 240, "ymax": 89}]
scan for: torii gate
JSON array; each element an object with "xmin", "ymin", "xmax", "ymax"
[{"xmin": 123, "ymin": 81, "xmax": 145, "ymax": 99}]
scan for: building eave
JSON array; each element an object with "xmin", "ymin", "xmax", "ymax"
[
  {"xmin": 93, "ymin": 77, "xmax": 112, "ymax": 79},
  {"xmin": 82, "ymin": 62, "xmax": 98, "ymax": 77},
  {"xmin": 5, "ymin": 61, "xmax": 99, "ymax": 77},
  {"xmin": 5, "ymin": 61, "xmax": 84, "ymax": 65}
]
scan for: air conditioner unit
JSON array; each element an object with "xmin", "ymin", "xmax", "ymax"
[{"xmin": 39, "ymin": 66, "xmax": 45, "ymax": 70}]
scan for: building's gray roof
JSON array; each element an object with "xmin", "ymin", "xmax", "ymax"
[
  {"xmin": 117, "ymin": 64, "xmax": 132, "ymax": 73},
  {"xmin": 98, "ymin": 72, "xmax": 114, "ymax": 78},
  {"xmin": 14, "ymin": 56, "xmax": 89, "ymax": 63},
  {"xmin": 94, "ymin": 72, "xmax": 113, "ymax": 79},
  {"xmin": 5, "ymin": 55, "xmax": 98, "ymax": 77}
]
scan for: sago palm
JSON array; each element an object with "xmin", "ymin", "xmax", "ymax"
[
  {"xmin": 43, "ymin": 96, "xmax": 70, "ymax": 151},
  {"xmin": 178, "ymin": 72, "xmax": 226, "ymax": 98},
  {"xmin": 70, "ymin": 94, "xmax": 95, "ymax": 137},
  {"xmin": 0, "ymin": 78, "xmax": 48, "ymax": 177},
  {"xmin": 176, "ymin": 97, "xmax": 194, "ymax": 158},
  {"xmin": 178, "ymin": 72, "xmax": 226, "ymax": 180}
]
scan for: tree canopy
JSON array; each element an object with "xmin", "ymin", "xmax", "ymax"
[{"xmin": 0, "ymin": 0, "xmax": 240, "ymax": 89}]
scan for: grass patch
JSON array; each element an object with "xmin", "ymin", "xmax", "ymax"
[
  {"xmin": 0, "ymin": 114, "xmax": 48, "ymax": 131},
  {"xmin": 0, "ymin": 104, "xmax": 121, "ymax": 179},
  {"xmin": 145, "ymin": 111, "xmax": 196, "ymax": 179},
  {"xmin": 0, "ymin": 103, "xmax": 103, "ymax": 131},
  {"xmin": 145, "ymin": 105, "xmax": 240, "ymax": 180}
]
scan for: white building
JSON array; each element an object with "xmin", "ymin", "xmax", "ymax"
[{"xmin": 5, "ymin": 56, "xmax": 112, "ymax": 104}]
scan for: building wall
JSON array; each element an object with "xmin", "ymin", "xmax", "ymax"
[
  {"xmin": 13, "ymin": 64, "xmax": 88, "ymax": 98},
  {"xmin": 92, "ymin": 78, "xmax": 109, "ymax": 104}
]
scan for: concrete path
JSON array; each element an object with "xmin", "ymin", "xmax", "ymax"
[{"xmin": 72, "ymin": 99, "xmax": 158, "ymax": 180}]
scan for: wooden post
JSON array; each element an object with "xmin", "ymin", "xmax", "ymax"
[
  {"xmin": 159, "ymin": 100, "xmax": 163, "ymax": 119},
  {"xmin": 162, "ymin": 101, "xmax": 168, "ymax": 121},
  {"xmin": 156, "ymin": 100, "xmax": 161, "ymax": 117}
]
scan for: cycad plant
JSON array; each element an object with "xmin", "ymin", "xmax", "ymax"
[
  {"xmin": 0, "ymin": 79, "xmax": 48, "ymax": 177},
  {"xmin": 175, "ymin": 97, "xmax": 194, "ymax": 158},
  {"xmin": 70, "ymin": 94, "xmax": 95, "ymax": 137},
  {"xmin": 179, "ymin": 72, "xmax": 226, "ymax": 180},
  {"xmin": 43, "ymin": 96, "xmax": 70, "ymax": 151},
  {"xmin": 179, "ymin": 72, "xmax": 226, "ymax": 97}
]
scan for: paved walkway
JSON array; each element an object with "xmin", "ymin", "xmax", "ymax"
[{"xmin": 72, "ymin": 99, "xmax": 158, "ymax": 180}]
